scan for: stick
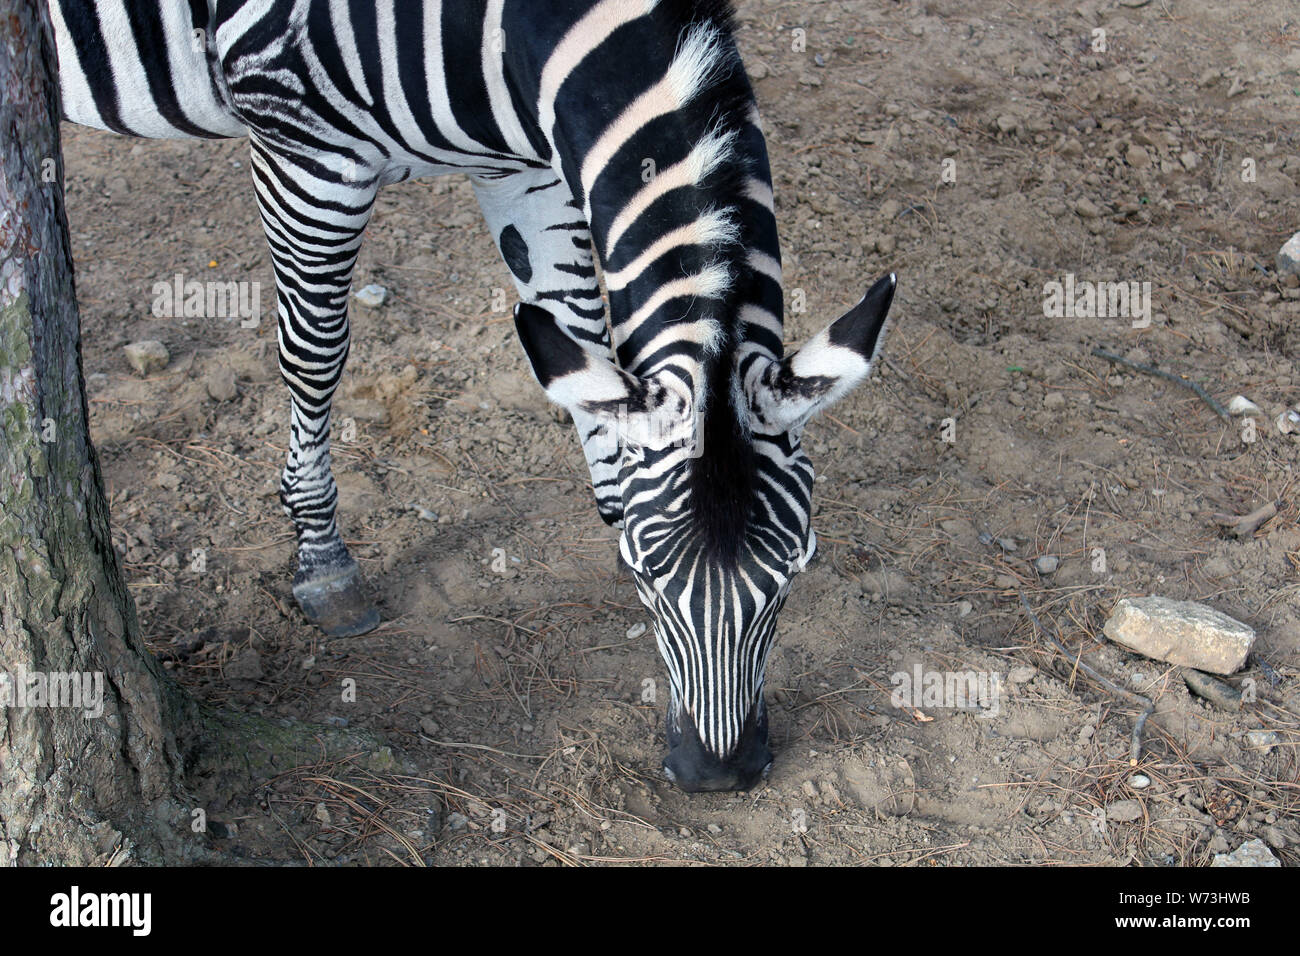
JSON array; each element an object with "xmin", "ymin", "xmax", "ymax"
[{"xmin": 1090, "ymin": 347, "xmax": 1231, "ymax": 423}]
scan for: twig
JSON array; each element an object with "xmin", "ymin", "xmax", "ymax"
[
  {"xmin": 1210, "ymin": 500, "xmax": 1278, "ymax": 538},
  {"xmin": 1090, "ymin": 347, "xmax": 1231, "ymax": 423},
  {"xmin": 1018, "ymin": 590, "xmax": 1155, "ymax": 766}
]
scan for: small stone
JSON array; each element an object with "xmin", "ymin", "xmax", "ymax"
[
  {"xmin": 1129, "ymin": 774, "xmax": 1151, "ymax": 790},
  {"xmin": 1106, "ymin": 800, "xmax": 1143, "ymax": 823},
  {"xmin": 1073, "ymin": 197, "xmax": 1103, "ymax": 219},
  {"xmin": 1279, "ymin": 232, "xmax": 1300, "ymax": 276},
  {"xmin": 1044, "ymin": 391, "xmax": 1067, "ymax": 409},
  {"xmin": 626, "ymin": 622, "xmax": 647, "ymax": 640},
  {"xmin": 1226, "ymin": 395, "xmax": 1262, "ymax": 416},
  {"xmin": 1245, "ymin": 730, "xmax": 1279, "ymax": 753},
  {"xmin": 205, "ymin": 366, "xmax": 238, "ymax": 402},
  {"xmin": 997, "ymin": 537, "xmax": 1017, "ymax": 553},
  {"xmin": 1103, "ymin": 597, "xmax": 1255, "ymax": 675},
  {"xmin": 995, "ymin": 113, "xmax": 1020, "ymax": 134},
  {"xmin": 446, "ymin": 812, "xmax": 469, "ymax": 831},
  {"xmin": 419, "ymin": 716, "xmax": 439, "ymax": 736},
  {"xmin": 1276, "ymin": 407, "xmax": 1300, "ymax": 436},
  {"xmin": 1262, "ymin": 827, "xmax": 1287, "ymax": 850},
  {"xmin": 707, "ymin": 823, "xmax": 722, "ymax": 835},
  {"xmin": 314, "ymin": 802, "xmax": 332, "ymax": 826},
  {"xmin": 1034, "ymin": 555, "xmax": 1059, "ymax": 575},
  {"xmin": 1008, "ymin": 666, "xmax": 1037, "ymax": 684},
  {"xmin": 225, "ymin": 647, "xmax": 263, "ymax": 681},
  {"xmin": 1125, "ymin": 144, "xmax": 1152, "ymax": 170},
  {"xmin": 994, "ymin": 574, "xmax": 1019, "ymax": 589},
  {"xmin": 353, "ymin": 283, "xmax": 388, "ymax": 308},
  {"xmin": 1212, "ymin": 838, "xmax": 1281, "ymax": 868},
  {"xmin": 123, "ymin": 340, "xmax": 169, "ymax": 376},
  {"xmin": 956, "ymin": 600, "xmax": 973, "ymax": 618},
  {"xmin": 1179, "ymin": 151, "xmax": 1199, "ymax": 171}
]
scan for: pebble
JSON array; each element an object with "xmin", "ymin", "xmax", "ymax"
[
  {"xmin": 1129, "ymin": 774, "xmax": 1151, "ymax": 790},
  {"xmin": 1226, "ymin": 395, "xmax": 1262, "ymax": 416},
  {"xmin": 1073, "ymin": 197, "xmax": 1103, "ymax": 219},
  {"xmin": 1125, "ymin": 144, "xmax": 1152, "ymax": 170},
  {"xmin": 1033, "ymin": 555, "xmax": 1059, "ymax": 575},
  {"xmin": 997, "ymin": 537, "xmax": 1017, "ymax": 553},
  {"xmin": 419, "ymin": 716, "xmax": 439, "ymax": 736},
  {"xmin": 1106, "ymin": 800, "xmax": 1143, "ymax": 823},
  {"xmin": 1008, "ymin": 666, "xmax": 1036, "ymax": 683},
  {"xmin": 1245, "ymin": 730, "xmax": 1279, "ymax": 753},
  {"xmin": 123, "ymin": 340, "xmax": 169, "ymax": 376},
  {"xmin": 353, "ymin": 283, "xmax": 388, "ymax": 308},
  {"xmin": 205, "ymin": 366, "xmax": 238, "ymax": 402},
  {"xmin": 1212, "ymin": 838, "xmax": 1281, "ymax": 868},
  {"xmin": 1278, "ymin": 232, "xmax": 1300, "ymax": 276},
  {"xmin": 1044, "ymin": 391, "xmax": 1067, "ymax": 409},
  {"xmin": 626, "ymin": 622, "xmax": 647, "ymax": 640}
]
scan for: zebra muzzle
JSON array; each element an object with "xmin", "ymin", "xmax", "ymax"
[{"xmin": 662, "ymin": 698, "xmax": 772, "ymax": 793}]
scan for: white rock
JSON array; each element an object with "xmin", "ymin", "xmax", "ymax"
[
  {"xmin": 123, "ymin": 340, "xmax": 169, "ymax": 376},
  {"xmin": 1276, "ymin": 407, "xmax": 1300, "ymax": 436},
  {"xmin": 1226, "ymin": 395, "xmax": 1262, "ymax": 416},
  {"xmin": 1129, "ymin": 774, "xmax": 1151, "ymax": 789},
  {"xmin": 1245, "ymin": 730, "xmax": 1279, "ymax": 753},
  {"xmin": 353, "ymin": 283, "xmax": 388, "ymax": 308},
  {"xmin": 1103, "ymin": 597, "xmax": 1255, "ymax": 675},
  {"xmin": 625, "ymin": 622, "xmax": 647, "ymax": 640},
  {"xmin": 1212, "ymin": 838, "xmax": 1281, "ymax": 867},
  {"xmin": 1278, "ymin": 231, "xmax": 1300, "ymax": 276}
]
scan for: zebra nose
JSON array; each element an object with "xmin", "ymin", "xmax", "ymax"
[{"xmin": 662, "ymin": 700, "xmax": 772, "ymax": 793}]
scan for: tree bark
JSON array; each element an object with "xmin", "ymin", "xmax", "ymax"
[
  {"xmin": 1, "ymin": 1, "xmax": 397, "ymax": 867},
  {"xmin": 0, "ymin": 0, "xmax": 212, "ymax": 866}
]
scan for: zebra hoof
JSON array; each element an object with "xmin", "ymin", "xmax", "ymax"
[{"xmin": 292, "ymin": 563, "xmax": 381, "ymax": 637}]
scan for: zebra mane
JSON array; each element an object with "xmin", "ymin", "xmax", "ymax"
[{"xmin": 650, "ymin": 0, "xmax": 762, "ymax": 564}]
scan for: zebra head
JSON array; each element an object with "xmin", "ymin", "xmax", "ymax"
[{"xmin": 515, "ymin": 274, "xmax": 896, "ymax": 791}]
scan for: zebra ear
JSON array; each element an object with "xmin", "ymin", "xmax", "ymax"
[
  {"xmin": 514, "ymin": 302, "xmax": 693, "ymax": 449},
  {"xmin": 744, "ymin": 273, "xmax": 896, "ymax": 434}
]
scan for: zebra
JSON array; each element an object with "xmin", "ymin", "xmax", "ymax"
[{"xmin": 50, "ymin": 0, "xmax": 897, "ymax": 792}]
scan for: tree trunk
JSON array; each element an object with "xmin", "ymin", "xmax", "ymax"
[
  {"xmin": 0, "ymin": 0, "xmax": 211, "ymax": 866},
  {"xmin": 1, "ymin": 1, "xmax": 397, "ymax": 867}
]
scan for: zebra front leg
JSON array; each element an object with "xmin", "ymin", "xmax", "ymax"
[
  {"xmin": 471, "ymin": 171, "xmax": 625, "ymax": 525},
  {"xmin": 251, "ymin": 138, "xmax": 381, "ymax": 636}
]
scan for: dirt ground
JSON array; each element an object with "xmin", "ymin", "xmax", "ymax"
[{"xmin": 63, "ymin": 0, "xmax": 1299, "ymax": 865}]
